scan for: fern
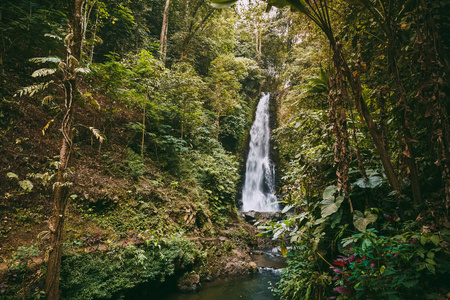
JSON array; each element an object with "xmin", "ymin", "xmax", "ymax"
[
  {"xmin": 14, "ymin": 80, "xmax": 54, "ymax": 97},
  {"xmin": 42, "ymin": 119, "xmax": 54, "ymax": 136},
  {"xmin": 42, "ymin": 95, "xmax": 54, "ymax": 105},
  {"xmin": 75, "ymin": 67, "xmax": 90, "ymax": 74},
  {"xmin": 44, "ymin": 33, "xmax": 63, "ymax": 41},
  {"xmin": 29, "ymin": 56, "xmax": 62, "ymax": 64},
  {"xmin": 32, "ymin": 68, "xmax": 57, "ymax": 78},
  {"xmin": 89, "ymin": 127, "xmax": 105, "ymax": 143}
]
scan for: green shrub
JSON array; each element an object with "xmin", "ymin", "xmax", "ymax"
[
  {"xmin": 272, "ymin": 245, "xmax": 331, "ymax": 300},
  {"xmin": 330, "ymin": 229, "xmax": 448, "ymax": 300},
  {"xmin": 60, "ymin": 236, "xmax": 200, "ymax": 300}
]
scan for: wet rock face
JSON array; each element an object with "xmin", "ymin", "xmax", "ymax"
[
  {"xmin": 177, "ymin": 273, "xmax": 201, "ymax": 293},
  {"xmin": 241, "ymin": 210, "xmax": 284, "ymax": 222}
]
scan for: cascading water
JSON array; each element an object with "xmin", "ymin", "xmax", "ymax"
[{"xmin": 241, "ymin": 93, "xmax": 278, "ymax": 212}]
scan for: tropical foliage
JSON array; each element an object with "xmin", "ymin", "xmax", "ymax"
[{"xmin": 1, "ymin": 0, "xmax": 449, "ymax": 299}]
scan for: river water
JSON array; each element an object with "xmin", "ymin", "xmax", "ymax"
[
  {"xmin": 162, "ymin": 270, "xmax": 280, "ymax": 300},
  {"xmin": 162, "ymin": 251, "xmax": 285, "ymax": 300},
  {"xmin": 241, "ymin": 93, "xmax": 278, "ymax": 212}
]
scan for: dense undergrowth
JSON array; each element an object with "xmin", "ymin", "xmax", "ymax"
[
  {"xmin": 1, "ymin": 0, "xmax": 450, "ymax": 299},
  {"xmin": 2, "ymin": 236, "xmax": 200, "ymax": 300},
  {"xmin": 0, "ymin": 1, "xmax": 268, "ymax": 298}
]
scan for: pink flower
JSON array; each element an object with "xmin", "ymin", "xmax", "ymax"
[{"xmin": 331, "ymin": 267, "xmax": 345, "ymax": 274}]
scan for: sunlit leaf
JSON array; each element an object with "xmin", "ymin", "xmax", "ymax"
[
  {"xmin": 430, "ymin": 235, "xmax": 440, "ymax": 246},
  {"xmin": 7, "ymin": 172, "xmax": 19, "ymax": 179},
  {"xmin": 321, "ymin": 195, "xmax": 344, "ymax": 218},
  {"xmin": 282, "ymin": 204, "xmax": 294, "ymax": 213},
  {"xmin": 323, "ymin": 185, "xmax": 337, "ymax": 200},
  {"xmin": 19, "ymin": 180, "xmax": 34, "ymax": 191},
  {"xmin": 209, "ymin": 0, "xmax": 238, "ymax": 8},
  {"xmin": 353, "ymin": 210, "xmax": 378, "ymax": 232}
]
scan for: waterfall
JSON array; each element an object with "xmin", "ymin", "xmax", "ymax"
[{"xmin": 241, "ymin": 93, "xmax": 278, "ymax": 212}]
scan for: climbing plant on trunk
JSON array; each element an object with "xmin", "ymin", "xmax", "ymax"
[{"xmin": 45, "ymin": 0, "xmax": 83, "ymax": 299}]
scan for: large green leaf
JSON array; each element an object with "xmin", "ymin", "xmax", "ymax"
[
  {"xmin": 19, "ymin": 180, "xmax": 34, "ymax": 191},
  {"xmin": 353, "ymin": 210, "xmax": 378, "ymax": 232},
  {"xmin": 322, "ymin": 185, "xmax": 337, "ymax": 200},
  {"xmin": 321, "ymin": 195, "xmax": 344, "ymax": 218},
  {"xmin": 354, "ymin": 176, "xmax": 383, "ymax": 189},
  {"xmin": 209, "ymin": 0, "xmax": 238, "ymax": 8}
]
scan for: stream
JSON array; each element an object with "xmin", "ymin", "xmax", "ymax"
[{"xmin": 162, "ymin": 251, "xmax": 285, "ymax": 300}]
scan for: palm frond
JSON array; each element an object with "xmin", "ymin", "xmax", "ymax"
[
  {"xmin": 29, "ymin": 57, "xmax": 62, "ymax": 64},
  {"xmin": 89, "ymin": 127, "xmax": 105, "ymax": 143},
  {"xmin": 14, "ymin": 80, "xmax": 54, "ymax": 97},
  {"xmin": 75, "ymin": 67, "xmax": 90, "ymax": 74},
  {"xmin": 31, "ymin": 68, "xmax": 57, "ymax": 78},
  {"xmin": 44, "ymin": 33, "xmax": 63, "ymax": 41}
]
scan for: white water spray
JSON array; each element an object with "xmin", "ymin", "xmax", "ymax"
[{"xmin": 241, "ymin": 93, "xmax": 278, "ymax": 212}]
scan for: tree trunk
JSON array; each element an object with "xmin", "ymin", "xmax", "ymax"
[
  {"xmin": 330, "ymin": 39, "xmax": 401, "ymax": 193},
  {"xmin": 160, "ymin": 0, "xmax": 170, "ymax": 60},
  {"xmin": 216, "ymin": 106, "xmax": 221, "ymax": 141},
  {"xmin": 329, "ymin": 44, "xmax": 353, "ymax": 212},
  {"xmin": 45, "ymin": 0, "xmax": 83, "ymax": 299},
  {"xmin": 417, "ymin": 0, "xmax": 450, "ymax": 208},
  {"xmin": 141, "ymin": 103, "xmax": 145, "ymax": 157},
  {"xmin": 44, "ymin": 126, "xmax": 71, "ymax": 300},
  {"xmin": 386, "ymin": 21, "xmax": 422, "ymax": 206}
]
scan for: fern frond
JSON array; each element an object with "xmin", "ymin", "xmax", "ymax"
[
  {"xmin": 89, "ymin": 127, "xmax": 105, "ymax": 143},
  {"xmin": 42, "ymin": 95, "xmax": 54, "ymax": 105},
  {"xmin": 44, "ymin": 33, "xmax": 63, "ymax": 40},
  {"xmin": 29, "ymin": 57, "xmax": 62, "ymax": 64},
  {"xmin": 42, "ymin": 119, "xmax": 54, "ymax": 136},
  {"xmin": 75, "ymin": 67, "xmax": 90, "ymax": 74},
  {"xmin": 32, "ymin": 68, "xmax": 57, "ymax": 78},
  {"xmin": 14, "ymin": 80, "xmax": 54, "ymax": 97}
]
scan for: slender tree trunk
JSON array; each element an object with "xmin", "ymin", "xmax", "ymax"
[
  {"xmin": 417, "ymin": 0, "xmax": 450, "ymax": 208},
  {"xmin": 329, "ymin": 44, "xmax": 353, "ymax": 212},
  {"xmin": 385, "ymin": 19, "xmax": 422, "ymax": 206},
  {"xmin": 141, "ymin": 103, "xmax": 145, "ymax": 157},
  {"xmin": 216, "ymin": 106, "xmax": 221, "ymax": 141},
  {"xmin": 89, "ymin": 12, "xmax": 99, "ymax": 64},
  {"xmin": 44, "ymin": 121, "xmax": 71, "ymax": 300},
  {"xmin": 45, "ymin": 0, "xmax": 83, "ymax": 299},
  {"xmin": 81, "ymin": 0, "xmax": 97, "ymax": 60},
  {"xmin": 160, "ymin": 0, "xmax": 170, "ymax": 60},
  {"xmin": 330, "ymin": 39, "xmax": 401, "ymax": 193}
]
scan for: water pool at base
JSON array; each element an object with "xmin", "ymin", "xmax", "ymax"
[
  {"xmin": 161, "ymin": 251, "xmax": 285, "ymax": 300},
  {"xmin": 162, "ymin": 268, "xmax": 281, "ymax": 300}
]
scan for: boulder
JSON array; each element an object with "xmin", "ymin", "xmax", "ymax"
[{"xmin": 177, "ymin": 273, "xmax": 201, "ymax": 293}]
